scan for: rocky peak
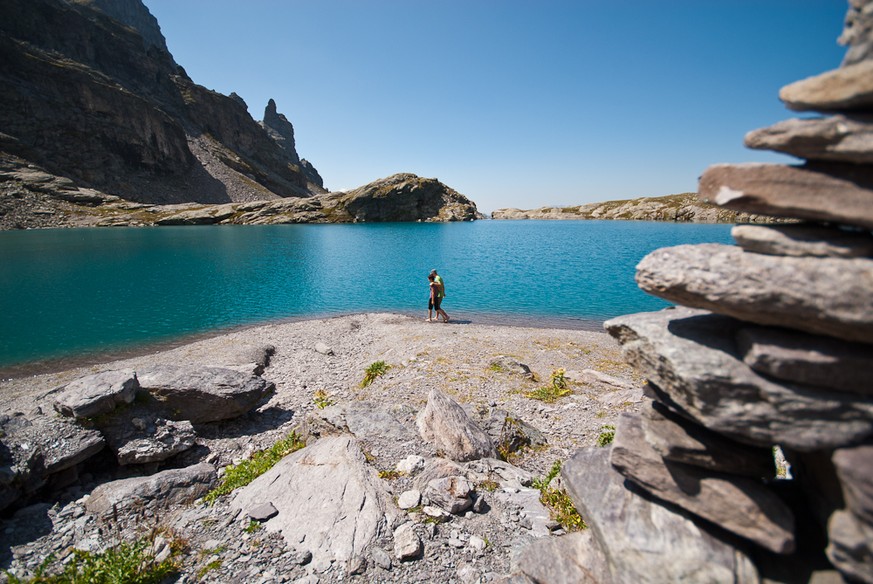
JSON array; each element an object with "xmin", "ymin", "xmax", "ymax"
[
  {"xmin": 261, "ymin": 98, "xmax": 300, "ymax": 164},
  {"xmin": 67, "ymin": 0, "xmax": 169, "ymax": 54}
]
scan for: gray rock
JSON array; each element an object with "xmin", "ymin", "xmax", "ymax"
[
  {"xmin": 574, "ymin": 368, "xmax": 638, "ymax": 391},
  {"xmin": 605, "ymin": 307, "xmax": 873, "ymax": 451},
  {"xmin": 513, "ymin": 530, "xmax": 613, "ymax": 584},
  {"xmin": 423, "ymin": 476, "xmax": 474, "ymax": 515},
  {"xmin": 833, "ymin": 442, "xmax": 873, "ymax": 525},
  {"xmin": 562, "ymin": 446, "xmax": 759, "ymax": 584},
  {"xmin": 136, "ymin": 364, "xmax": 274, "ymax": 423},
  {"xmin": 826, "ymin": 510, "xmax": 873, "ymax": 584},
  {"xmin": 395, "ymin": 455, "xmax": 425, "ymax": 475},
  {"xmin": 421, "ymin": 505, "xmax": 452, "ymax": 523},
  {"xmin": 105, "ymin": 417, "xmax": 195, "ymax": 465},
  {"xmin": 643, "ymin": 400, "xmax": 776, "ymax": 477},
  {"xmin": 230, "ymin": 436, "xmax": 397, "ymax": 568},
  {"xmin": 636, "ymin": 243, "xmax": 873, "ymax": 344},
  {"xmin": 370, "ymin": 546, "xmax": 392, "ymax": 570},
  {"xmin": 314, "ymin": 342, "xmax": 333, "ymax": 356},
  {"xmin": 699, "ymin": 162, "xmax": 873, "ymax": 230},
  {"xmin": 737, "ymin": 326, "xmax": 873, "ymax": 395},
  {"xmin": 841, "ymin": 0, "xmax": 873, "ymax": 66},
  {"xmin": 780, "ymin": 60, "xmax": 873, "ymax": 112},
  {"xmin": 731, "ymin": 223, "xmax": 873, "ymax": 258},
  {"xmin": 397, "ymin": 490, "xmax": 421, "ymax": 510},
  {"xmin": 611, "ymin": 412, "xmax": 795, "ymax": 554},
  {"xmin": 464, "ymin": 458, "xmax": 534, "ymax": 489},
  {"xmin": 53, "ymin": 370, "xmax": 139, "ymax": 419},
  {"xmin": 413, "ymin": 457, "xmax": 467, "ymax": 490},
  {"xmin": 85, "ymin": 463, "xmax": 216, "ymax": 518},
  {"xmin": 490, "ymin": 487, "xmax": 553, "ymax": 538},
  {"xmin": 485, "ymin": 409, "xmax": 546, "ymax": 459},
  {"xmin": 416, "ymin": 389, "xmax": 496, "ymax": 462},
  {"xmin": 248, "ymin": 502, "xmax": 278, "ymax": 522},
  {"xmin": 393, "ymin": 522, "xmax": 421, "ymax": 560},
  {"xmin": 488, "ymin": 356, "xmax": 533, "ymax": 378},
  {"xmin": 744, "ymin": 115, "xmax": 873, "ymax": 164}
]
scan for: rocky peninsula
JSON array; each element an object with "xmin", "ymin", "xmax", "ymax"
[{"xmin": 491, "ymin": 192, "xmax": 789, "ymax": 223}]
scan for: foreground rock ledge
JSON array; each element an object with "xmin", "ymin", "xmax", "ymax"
[
  {"xmin": 635, "ymin": 243, "xmax": 873, "ymax": 344},
  {"xmin": 604, "ymin": 307, "xmax": 873, "ymax": 451}
]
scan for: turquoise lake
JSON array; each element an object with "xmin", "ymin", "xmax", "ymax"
[{"xmin": 0, "ymin": 221, "xmax": 732, "ymax": 373}]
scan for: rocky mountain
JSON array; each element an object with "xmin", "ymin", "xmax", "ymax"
[
  {"xmin": 0, "ymin": 0, "xmax": 324, "ymax": 212},
  {"xmin": 491, "ymin": 192, "xmax": 788, "ymax": 223}
]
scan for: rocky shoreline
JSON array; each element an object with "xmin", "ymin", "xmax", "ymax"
[{"xmin": 0, "ymin": 313, "xmax": 642, "ymax": 583}]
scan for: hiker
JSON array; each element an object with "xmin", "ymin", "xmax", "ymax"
[{"xmin": 429, "ymin": 269, "xmax": 449, "ymax": 323}]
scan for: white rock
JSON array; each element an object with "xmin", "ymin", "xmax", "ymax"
[
  {"xmin": 393, "ymin": 523, "xmax": 422, "ymax": 560},
  {"xmin": 397, "ymin": 489, "xmax": 421, "ymax": 510}
]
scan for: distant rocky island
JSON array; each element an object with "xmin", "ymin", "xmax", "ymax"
[
  {"xmin": 491, "ymin": 192, "xmax": 788, "ymax": 223},
  {"xmin": 0, "ymin": 0, "xmax": 479, "ymax": 229}
]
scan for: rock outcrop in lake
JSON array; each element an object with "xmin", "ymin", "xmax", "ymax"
[
  {"xmin": 491, "ymin": 192, "xmax": 788, "ymax": 223},
  {"xmin": 505, "ymin": 3, "xmax": 873, "ymax": 582}
]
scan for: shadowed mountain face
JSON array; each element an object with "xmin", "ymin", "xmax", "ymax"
[{"xmin": 0, "ymin": 0, "xmax": 324, "ymax": 205}]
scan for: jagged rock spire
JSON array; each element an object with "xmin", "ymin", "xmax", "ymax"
[{"xmin": 262, "ymin": 98, "xmax": 299, "ymax": 164}]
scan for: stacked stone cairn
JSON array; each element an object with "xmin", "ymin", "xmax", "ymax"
[{"xmin": 510, "ymin": 3, "xmax": 873, "ymax": 583}]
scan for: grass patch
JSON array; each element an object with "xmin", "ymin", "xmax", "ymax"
[
  {"xmin": 532, "ymin": 461, "xmax": 586, "ymax": 532},
  {"xmin": 596, "ymin": 424, "xmax": 616, "ymax": 447},
  {"xmin": 477, "ymin": 479, "xmax": 500, "ymax": 492},
  {"xmin": 360, "ymin": 360, "xmax": 391, "ymax": 388},
  {"xmin": 244, "ymin": 520, "xmax": 262, "ymax": 534},
  {"xmin": 204, "ymin": 432, "xmax": 305, "ymax": 504},
  {"xmin": 313, "ymin": 389, "xmax": 334, "ymax": 409},
  {"xmin": 524, "ymin": 368, "xmax": 571, "ymax": 403},
  {"xmin": 196, "ymin": 559, "xmax": 223, "ymax": 580},
  {"xmin": 6, "ymin": 537, "xmax": 181, "ymax": 583}
]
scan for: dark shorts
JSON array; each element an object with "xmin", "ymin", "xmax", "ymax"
[{"xmin": 429, "ymin": 296, "xmax": 442, "ymax": 311}]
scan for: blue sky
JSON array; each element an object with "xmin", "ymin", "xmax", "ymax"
[{"xmin": 143, "ymin": 1, "xmax": 848, "ymax": 213}]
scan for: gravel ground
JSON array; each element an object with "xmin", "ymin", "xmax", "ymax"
[{"xmin": 0, "ymin": 312, "xmax": 644, "ymax": 583}]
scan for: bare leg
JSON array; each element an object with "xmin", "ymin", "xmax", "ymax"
[{"xmin": 438, "ymin": 309, "xmax": 449, "ymax": 322}]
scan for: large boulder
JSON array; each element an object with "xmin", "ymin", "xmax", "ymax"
[
  {"xmin": 416, "ymin": 390, "xmax": 496, "ymax": 462},
  {"xmin": 135, "ymin": 364, "xmax": 274, "ymax": 423}
]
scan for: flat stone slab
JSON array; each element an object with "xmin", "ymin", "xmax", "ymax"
[
  {"xmin": 136, "ymin": 364, "xmax": 274, "ymax": 423},
  {"xmin": 53, "ymin": 369, "xmax": 139, "ymax": 419},
  {"xmin": 744, "ymin": 115, "xmax": 873, "ymax": 164},
  {"xmin": 230, "ymin": 436, "xmax": 398, "ymax": 568},
  {"xmin": 636, "ymin": 243, "xmax": 873, "ymax": 344},
  {"xmin": 611, "ymin": 412, "xmax": 795, "ymax": 554},
  {"xmin": 737, "ymin": 326, "xmax": 873, "ymax": 395},
  {"xmin": 731, "ymin": 224, "xmax": 873, "ymax": 259},
  {"xmin": 699, "ymin": 162, "xmax": 873, "ymax": 229},
  {"xmin": 833, "ymin": 442, "xmax": 873, "ymax": 525},
  {"xmin": 605, "ymin": 307, "xmax": 873, "ymax": 451},
  {"xmin": 780, "ymin": 60, "xmax": 873, "ymax": 112},
  {"xmin": 642, "ymin": 400, "xmax": 775, "ymax": 478},
  {"xmin": 85, "ymin": 463, "xmax": 216, "ymax": 519},
  {"xmin": 561, "ymin": 446, "xmax": 759, "ymax": 584}
]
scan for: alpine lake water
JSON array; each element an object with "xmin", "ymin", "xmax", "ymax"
[{"xmin": 0, "ymin": 220, "xmax": 732, "ymax": 375}]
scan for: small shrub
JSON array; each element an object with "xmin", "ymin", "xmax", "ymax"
[
  {"xmin": 477, "ymin": 479, "xmax": 500, "ymax": 492},
  {"xmin": 378, "ymin": 470, "xmax": 402, "ymax": 480},
  {"xmin": 196, "ymin": 559, "xmax": 223, "ymax": 580},
  {"xmin": 204, "ymin": 432, "xmax": 305, "ymax": 504},
  {"xmin": 360, "ymin": 361, "xmax": 390, "ymax": 388},
  {"xmin": 524, "ymin": 368, "xmax": 572, "ymax": 403},
  {"xmin": 313, "ymin": 389, "xmax": 334, "ymax": 409},
  {"xmin": 6, "ymin": 537, "xmax": 180, "ymax": 584},
  {"xmin": 531, "ymin": 460, "xmax": 586, "ymax": 532},
  {"xmin": 596, "ymin": 424, "xmax": 616, "ymax": 447},
  {"xmin": 244, "ymin": 520, "xmax": 262, "ymax": 533}
]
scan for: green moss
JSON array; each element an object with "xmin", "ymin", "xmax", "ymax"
[{"xmin": 596, "ymin": 424, "xmax": 616, "ymax": 447}]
